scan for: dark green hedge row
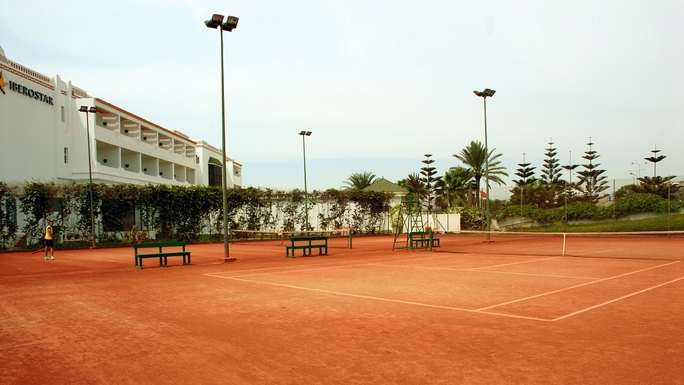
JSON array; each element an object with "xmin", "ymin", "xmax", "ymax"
[
  {"xmin": 0, "ymin": 181, "xmax": 393, "ymax": 246},
  {"xmin": 494, "ymin": 193, "xmax": 683, "ymax": 223}
]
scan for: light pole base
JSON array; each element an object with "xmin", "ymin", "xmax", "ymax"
[{"xmin": 219, "ymin": 257, "xmax": 237, "ymax": 263}]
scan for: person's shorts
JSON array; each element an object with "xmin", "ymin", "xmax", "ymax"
[{"xmin": 45, "ymin": 239, "xmax": 54, "ymax": 247}]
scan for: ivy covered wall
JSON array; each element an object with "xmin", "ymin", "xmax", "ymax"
[{"xmin": 0, "ymin": 181, "xmax": 394, "ymax": 248}]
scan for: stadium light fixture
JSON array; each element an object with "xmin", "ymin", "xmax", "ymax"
[
  {"xmin": 473, "ymin": 88, "xmax": 495, "ymax": 241},
  {"xmin": 299, "ymin": 131, "xmax": 312, "ymax": 231},
  {"xmin": 79, "ymin": 105, "xmax": 98, "ymax": 248},
  {"xmin": 205, "ymin": 13, "xmax": 239, "ymax": 262}
]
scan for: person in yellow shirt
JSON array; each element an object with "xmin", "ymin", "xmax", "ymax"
[{"xmin": 44, "ymin": 221, "xmax": 55, "ymax": 260}]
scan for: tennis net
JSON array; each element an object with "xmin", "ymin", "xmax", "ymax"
[{"xmin": 432, "ymin": 230, "xmax": 684, "ymax": 260}]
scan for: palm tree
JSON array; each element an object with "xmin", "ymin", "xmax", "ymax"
[
  {"xmin": 630, "ymin": 176, "xmax": 681, "ymax": 199},
  {"xmin": 401, "ymin": 173, "xmax": 426, "ymax": 204},
  {"xmin": 453, "ymin": 141, "xmax": 508, "ymax": 207},
  {"xmin": 342, "ymin": 172, "xmax": 377, "ymax": 191},
  {"xmin": 436, "ymin": 166, "xmax": 472, "ymax": 209}
]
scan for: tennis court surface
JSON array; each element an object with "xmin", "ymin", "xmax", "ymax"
[{"xmin": 1, "ymin": 234, "xmax": 683, "ymax": 384}]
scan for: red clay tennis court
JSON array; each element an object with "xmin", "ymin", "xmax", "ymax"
[{"xmin": 1, "ymin": 234, "xmax": 683, "ymax": 384}]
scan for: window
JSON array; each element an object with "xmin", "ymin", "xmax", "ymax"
[
  {"xmin": 208, "ymin": 164, "xmax": 222, "ymax": 187},
  {"xmin": 64, "ymin": 147, "xmax": 68, "ymax": 164},
  {"xmin": 61, "ymin": 106, "xmax": 65, "ymax": 122}
]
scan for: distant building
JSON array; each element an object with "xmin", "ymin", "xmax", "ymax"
[
  {"xmin": 0, "ymin": 44, "xmax": 241, "ymax": 188},
  {"xmin": 362, "ymin": 177, "xmax": 408, "ymax": 206}
]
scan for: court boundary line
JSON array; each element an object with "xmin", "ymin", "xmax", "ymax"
[
  {"xmin": 552, "ymin": 276, "xmax": 684, "ymax": 321},
  {"xmin": 220, "ymin": 253, "xmax": 462, "ymax": 279},
  {"xmin": 210, "ymin": 274, "xmax": 552, "ymax": 322},
  {"xmin": 367, "ymin": 263, "xmax": 598, "ymax": 280},
  {"xmin": 205, "ymin": 255, "xmax": 683, "ymax": 322},
  {"xmin": 477, "ymin": 260, "xmax": 681, "ymax": 311}
]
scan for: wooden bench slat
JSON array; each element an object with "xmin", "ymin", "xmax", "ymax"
[
  {"xmin": 409, "ymin": 232, "xmax": 440, "ymax": 249},
  {"xmin": 286, "ymin": 236, "xmax": 328, "ymax": 258},
  {"xmin": 133, "ymin": 242, "xmax": 191, "ymax": 269}
]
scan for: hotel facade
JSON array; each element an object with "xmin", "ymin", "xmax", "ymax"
[{"xmin": 0, "ymin": 45, "xmax": 242, "ymax": 189}]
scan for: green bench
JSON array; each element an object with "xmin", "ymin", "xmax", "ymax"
[
  {"xmin": 286, "ymin": 236, "xmax": 328, "ymax": 257},
  {"xmin": 409, "ymin": 232, "xmax": 440, "ymax": 249},
  {"xmin": 133, "ymin": 241, "xmax": 191, "ymax": 269}
]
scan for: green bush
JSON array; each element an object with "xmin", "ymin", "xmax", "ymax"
[
  {"xmin": 4, "ymin": 182, "xmax": 396, "ymax": 247},
  {"xmin": 494, "ymin": 193, "xmax": 682, "ymax": 223}
]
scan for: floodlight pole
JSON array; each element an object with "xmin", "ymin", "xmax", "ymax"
[
  {"xmin": 299, "ymin": 131, "xmax": 312, "ymax": 231},
  {"xmin": 79, "ymin": 105, "xmax": 98, "ymax": 248},
  {"xmin": 474, "ymin": 88, "xmax": 495, "ymax": 242},
  {"xmin": 205, "ymin": 14, "xmax": 238, "ymax": 262},
  {"xmin": 562, "ymin": 151, "xmax": 579, "ymax": 230}
]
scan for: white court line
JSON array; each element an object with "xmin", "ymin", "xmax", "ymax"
[
  {"xmin": 213, "ymin": 274, "xmax": 551, "ymax": 322},
  {"xmin": 466, "ymin": 256, "xmax": 562, "ymax": 270},
  {"xmin": 219, "ymin": 253, "xmax": 554, "ymax": 280},
  {"xmin": 367, "ymin": 263, "xmax": 597, "ymax": 280},
  {"xmin": 477, "ymin": 260, "xmax": 681, "ymax": 311},
  {"xmin": 211, "ymin": 253, "xmax": 462, "ymax": 279},
  {"xmin": 63, "ymin": 254, "xmax": 125, "ymax": 263},
  {"xmin": 205, "ymin": 258, "xmax": 683, "ymax": 322},
  {"xmin": 573, "ymin": 248, "xmax": 624, "ymax": 256},
  {"xmin": 553, "ymin": 276, "xmax": 684, "ymax": 321}
]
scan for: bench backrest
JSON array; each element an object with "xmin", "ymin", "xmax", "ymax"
[
  {"xmin": 290, "ymin": 235, "xmax": 328, "ymax": 242},
  {"xmin": 409, "ymin": 232, "xmax": 434, "ymax": 238},
  {"xmin": 133, "ymin": 241, "xmax": 187, "ymax": 251}
]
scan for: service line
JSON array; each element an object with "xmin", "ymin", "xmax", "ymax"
[{"xmin": 477, "ymin": 260, "xmax": 681, "ymax": 311}]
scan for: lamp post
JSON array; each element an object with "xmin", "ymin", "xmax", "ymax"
[
  {"xmin": 78, "ymin": 105, "xmax": 98, "ymax": 248},
  {"xmin": 299, "ymin": 131, "xmax": 312, "ymax": 231},
  {"xmin": 562, "ymin": 151, "xmax": 579, "ymax": 229},
  {"xmin": 473, "ymin": 88, "xmax": 495, "ymax": 241},
  {"xmin": 205, "ymin": 13, "xmax": 238, "ymax": 262},
  {"xmin": 630, "ymin": 162, "xmax": 645, "ymax": 179}
]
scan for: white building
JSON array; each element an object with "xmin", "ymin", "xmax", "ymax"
[{"xmin": 0, "ymin": 45, "xmax": 241, "ymax": 188}]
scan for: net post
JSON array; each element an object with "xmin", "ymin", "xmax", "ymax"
[{"xmin": 562, "ymin": 233, "xmax": 566, "ymax": 256}]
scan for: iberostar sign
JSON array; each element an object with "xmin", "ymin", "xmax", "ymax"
[
  {"xmin": 0, "ymin": 71, "xmax": 53, "ymax": 104},
  {"xmin": 0, "ymin": 71, "xmax": 7, "ymax": 94}
]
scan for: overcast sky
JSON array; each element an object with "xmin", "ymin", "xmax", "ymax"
[{"xmin": 1, "ymin": 0, "xmax": 682, "ymax": 197}]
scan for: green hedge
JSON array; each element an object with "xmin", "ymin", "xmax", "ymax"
[
  {"xmin": 494, "ymin": 193, "xmax": 683, "ymax": 223},
  {"xmin": 4, "ymin": 182, "xmax": 393, "ymax": 248}
]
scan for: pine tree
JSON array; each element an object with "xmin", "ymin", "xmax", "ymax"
[
  {"xmin": 644, "ymin": 146, "xmax": 666, "ymax": 178},
  {"xmin": 510, "ymin": 153, "xmax": 537, "ymax": 207},
  {"xmin": 575, "ymin": 138, "xmax": 609, "ymax": 203},
  {"xmin": 540, "ymin": 139, "xmax": 562, "ymax": 184},
  {"xmin": 420, "ymin": 154, "xmax": 442, "ymax": 212},
  {"xmin": 539, "ymin": 139, "xmax": 565, "ymax": 207},
  {"xmin": 513, "ymin": 153, "xmax": 536, "ymax": 187}
]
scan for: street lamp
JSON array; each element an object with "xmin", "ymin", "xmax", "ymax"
[
  {"xmin": 78, "ymin": 105, "xmax": 98, "ymax": 248},
  {"xmin": 205, "ymin": 13, "xmax": 238, "ymax": 262},
  {"xmin": 562, "ymin": 151, "xmax": 579, "ymax": 228},
  {"xmin": 299, "ymin": 131, "xmax": 312, "ymax": 231},
  {"xmin": 630, "ymin": 161, "xmax": 646, "ymax": 183},
  {"xmin": 473, "ymin": 88, "xmax": 495, "ymax": 241}
]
